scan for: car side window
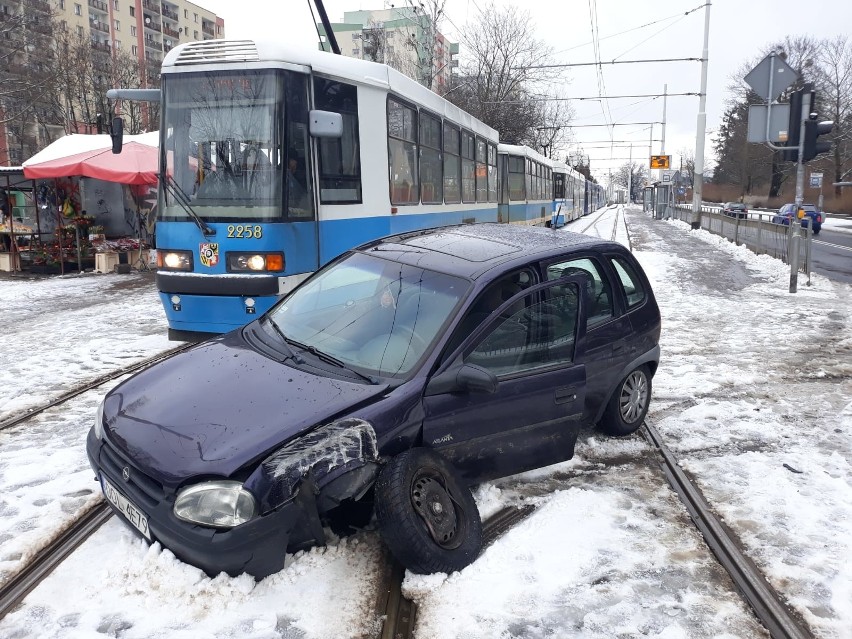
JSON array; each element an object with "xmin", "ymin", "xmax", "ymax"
[
  {"xmin": 464, "ymin": 281, "xmax": 579, "ymax": 377},
  {"xmin": 545, "ymin": 257, "xmax": 613, "ymax": 327},
  {"xmin": 610, "ymin": 257, "xmax": 646, "ymax": 308}
]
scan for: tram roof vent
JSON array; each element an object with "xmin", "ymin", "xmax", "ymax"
[{"xmin": 174, "ymin": 40, "xmax": 260, "ymax": 65}]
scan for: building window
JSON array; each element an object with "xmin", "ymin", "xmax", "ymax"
[
  {"xmin": 132, "ymin": 45, "xmax": 137, "ymax": 55},
  {"xmin": 114, "ymin": 39, "xmax": 121, "ymax": 49},
  {"xmin": 194, "ymin": 13, "xmax": 198, "ymax": 22},
  {"xmin": 193, "ymin": 30, "xmax": 198, "ymax": 39},
  {"xmin": 130, "ymin": 25, "xmax": 136, "ymax": 36},
  {"xmin": 74, "ymin": 3, "xmax": 81, "ymax": 15},
  {"xmin": 114, "ymin": 19, "xmax": 120, "ymax": 31},
  {"xmin": 59, "ymin": 0, "xmax": 65, "ymax": 9},
  {"xmin": 184, "ymin": 9, "xmax": 188, "ymax": 18},
  {"xmin": 129, "ymin": 6, "xmax": 134, "ymax": 16},
  {"xmin": 113, "ymin": 0, "xmax": 118, "ymax": 9},
  {"xmin": 388, "ymin": 97, "xmax": 419, "ymax": 205},
  {"xmin": 77, "ymin": 25, "xmax": 84, "ymax": 36}
]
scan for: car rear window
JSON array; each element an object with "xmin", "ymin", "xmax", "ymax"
[{"xmin": 610, "ymin": 257, "xmax": 646, "ymax": 308}]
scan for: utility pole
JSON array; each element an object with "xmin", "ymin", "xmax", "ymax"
[
  {"xmin": 661, "ymin": 84, "xmax": 667, "ymax": 155},
  {"xmin": 691, "ymin": 1, "xmax": 711, "ymax": 226},
  {"xmin": 628, "ymin": 144, "xmax": 633, "ymax": 203},
  {"xmin": 794, "ymin": 91, "xmax": 811, "ymax": 207}
]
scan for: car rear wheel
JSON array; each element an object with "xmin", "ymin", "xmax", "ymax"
[
  {"xmin": 599, "ymin": 365, "xmax": 652, "ymax": 436},
  {"xmin": 375, "ymin": 448, "xmax": 482, "ymax": 574}
]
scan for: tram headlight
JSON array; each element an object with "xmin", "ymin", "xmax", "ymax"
[
  {"xmin": 158, "ymin": 249, "xmax": 193, "ymax": 271},
  {"xmin": 227, "ymin": 252, "xmax": 285, "ymax": 272}
]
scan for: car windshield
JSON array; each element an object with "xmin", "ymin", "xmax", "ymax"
[{"xmin": 267, "ymin": 253, "xmax": 470, "ymax": 378}]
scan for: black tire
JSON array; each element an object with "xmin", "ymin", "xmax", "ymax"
[
  {"xmin": 599, "ymin": 365, "xmax": 652, "ymax": 436},
  {"xmin": 375, "ymin": 448, "xmax": 482, "ymax": 574}
]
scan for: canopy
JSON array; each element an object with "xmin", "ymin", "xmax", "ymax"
[{"xmin": 22, "ymin": 132, "xmax": 160, "ymax": 185}]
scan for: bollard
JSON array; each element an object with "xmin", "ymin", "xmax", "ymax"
[{"xmin": 789, "ymin": 231, "xmax": 800, "ymax": 293}]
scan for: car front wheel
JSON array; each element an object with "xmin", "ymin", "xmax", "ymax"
[
  {"xmin": 375, "ymin": 448, "xmax": 482, "ymax": 574},
  {"xmin": 599, "ymin": 365, "xmax": 652, "ymax": 436}
]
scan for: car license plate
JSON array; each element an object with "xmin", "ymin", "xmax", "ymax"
[{"xmin": 101, "ymin": 475, "xmax": 151, "ymax": 540}]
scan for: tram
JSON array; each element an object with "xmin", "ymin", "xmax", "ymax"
[{"xmin": 111, "ymin": 39, "xmax": 608, "ymax": 340}]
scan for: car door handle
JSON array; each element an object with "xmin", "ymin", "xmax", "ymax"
[{"xmin": 555, "ymin": 386, "xmax": 578, "ymax": 404}]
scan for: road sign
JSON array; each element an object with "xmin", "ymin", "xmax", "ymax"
[
  {"xmin": 650, "ymin": 155, "xmax": 671, "ymax": 169},
  {"xmin": 747, "ymin": 103, "xmax": 791, "ymax": 143},
  {"xmin": 809, "ymin": 173, "xmax": 823, "ymax": 188},
  {"xmin": 661, "ymin": 170, "xmax": 674, "ymax": 184},
  {"xmin": 744, "ymin": 53, "xmax": 799, "ymax": 102}
]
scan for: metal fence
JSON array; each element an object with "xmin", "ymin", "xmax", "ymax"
[{"xmin": 669, "ymin": 204, "xmax": 812, "ymax": 278}]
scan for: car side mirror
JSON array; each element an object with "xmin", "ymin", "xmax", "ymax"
[
  {"xmin": 425, "ymin": 362, "xmax": 498, "ymax": 396},
  {"xmin": 110, "ymin": 117, "xmax": 124, "ymax": 154},
  {"xmin": 309, "ymin": 110, "xmax": 343, "ymax": 138}
]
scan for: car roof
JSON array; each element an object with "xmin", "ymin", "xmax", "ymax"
[{"xmin": 354, "ymin": 223, "xmax": 623, "ymax": 280}]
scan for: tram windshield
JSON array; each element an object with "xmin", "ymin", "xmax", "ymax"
[{"xmin": 160, "ymin": 69, "xmax": 313, "ymax": 222}]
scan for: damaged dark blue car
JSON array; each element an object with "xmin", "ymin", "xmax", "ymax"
[{"xmin": 86, "ymin": 224, "xmax": 661, "ymax": 578}]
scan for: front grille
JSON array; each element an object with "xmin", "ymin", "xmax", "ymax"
[
  {"xmin": 174, "ymin": 40, "xmax": 259, "ymax": 66},
  {"xmin": 99, "ymin": 437, "xmax": 166, "ymax": 510}
]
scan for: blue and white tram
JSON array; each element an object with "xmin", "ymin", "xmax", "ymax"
[
  {"xmin": 551, "ymin": 160, "xmax": 588, "ymax": 228},
  {"xmin": 147, "ymin": 39, "xmax": 501, "ymax": 339},
  {"xmin": 496, "ymin": 144, "xmax": 552, "ymax": 227}
]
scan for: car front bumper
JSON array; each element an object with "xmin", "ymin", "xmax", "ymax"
[{"xmin": 86, "ymin": 428, "xmax": 325, "ymax": 579}]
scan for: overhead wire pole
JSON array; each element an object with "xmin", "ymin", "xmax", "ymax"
[{"xmin": 691, "ymin": 1, "xmax": 711, "ymax": 226}]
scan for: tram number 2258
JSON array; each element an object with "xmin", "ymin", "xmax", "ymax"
[{"xmin": 227, "ymin": 225, "xmax": 263, "ymax": 239}]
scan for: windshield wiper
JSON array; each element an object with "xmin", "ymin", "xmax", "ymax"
[
  {"xmin": 161, "ymin": 173, "xmax": 216, "ymax": 236},
  {"xmin": 261, "ymin": 317, "xmax": 304, "ymax": 364},
  {"xmin": 285, "ymin": 338, "xmax": 378, "ymax": 384}
]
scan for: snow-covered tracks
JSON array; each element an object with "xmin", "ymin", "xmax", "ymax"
[{"xmin": 643, "ymin": 421, "xmax": 813, "ymax": 639}]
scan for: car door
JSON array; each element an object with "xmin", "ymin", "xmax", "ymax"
[
  {"xmin": 422, "ymin": 276, "xmax": 588, "ymax": 483},
  {"xmin": 544, "ymin": 256, "xmax": 630, "ymax": 421}
]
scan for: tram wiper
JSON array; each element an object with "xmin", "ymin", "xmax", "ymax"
[
  {"xmin": 162, "ymin": 174, "xmax": 216, "ymax": 237},
  {"xmin": 285, "ymin": 338, "xmax": 378, "ymax": 384}
]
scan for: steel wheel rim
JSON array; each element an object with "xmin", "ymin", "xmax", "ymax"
[
  {"xmin": 410, "ymin": 468, "xmax": 464, "ymax": 550},
  {"xmin": 619, "ymin": 370, "xmax": 648, "ymax": 424}
]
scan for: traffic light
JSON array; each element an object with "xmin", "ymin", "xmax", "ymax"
[
  {"xmin": 801, "ymin": 118, "xmax": 834, "ymax": 162},
  {"xmin": 781, "ymin": 87, "xmax": 806, "ymax": 162}
]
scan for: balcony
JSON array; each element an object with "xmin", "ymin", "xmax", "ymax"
[
  {"xmin": 87, "ymin": 0, "xmax": 108, "ymax": 13},
  {"xmin": 162, "ymin": 25, "xmax": 179, "ymax": 38},
  {"xmin": 89, "ymin": 19, "xmax": 110, "ymax": 34},
  {"xmin": 31, "ymin": 0, "xmax": 51, "ymax": 12},
  {"xmin": 161, "ymin": 7, "xmax": 178, "ymax": 22},
  {"xmin": 202, "ymin": 22, "xmax": 214, "ymax": 37},
  {"xmin": 143, "ymin": 17, "xmax": 162, "ymax": 33},
  {"xmin": 91, "ymin": 41, "xmax": 111, "ymax": 53},
  {"xmin": 142, "ymin": 0, "xmax": 161, "ymax": 14}
]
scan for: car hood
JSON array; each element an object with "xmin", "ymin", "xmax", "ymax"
[{"xmin": 101, "ymin": 331, "xmax": 389, "ymax": 484}]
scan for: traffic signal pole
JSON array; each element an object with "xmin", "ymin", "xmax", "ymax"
[{"xmin": 794, "ymin": 91, "xmax": 811, "ymax": 207}]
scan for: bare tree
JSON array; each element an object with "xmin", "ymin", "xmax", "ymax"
[
  {"xmin": 813, "ymin": 35, "xmax": 852, "ymax": 196},
  {"xmin": 612, "ymin": 162, "xmax": 647, "ymax": 201},
  {"xmin": 447, "ymin": 2, "xmax": 567, "ymax": 147}
]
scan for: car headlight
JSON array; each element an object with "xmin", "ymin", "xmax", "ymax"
[
  {"xmin": 173, "ymin": 481, "xmax": 257, "ymax": 528},
  {"xmin": 93, "ymin": 396, "xmax": 106, "ymax": 440}
]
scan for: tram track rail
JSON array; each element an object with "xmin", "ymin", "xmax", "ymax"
[
  {"xmin": 0, "ymin": 343, "xmax": 195, "ymax": 432},
  {"xmin": 643, "ymin": 420, "xmax": 813, "ymax": 639},
  {"xmin": 0, "ymin": 502, "xmax": 112, "ymax": 620}
]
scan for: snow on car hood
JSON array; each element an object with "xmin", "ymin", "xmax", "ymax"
[{"xmin": 101, "ymin": 331, "xmax": 389, "ymax": 484}]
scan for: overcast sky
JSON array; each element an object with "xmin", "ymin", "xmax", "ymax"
[{"xmin": 194, "ymin": 0, "xmax": 852, "ymax": 181}]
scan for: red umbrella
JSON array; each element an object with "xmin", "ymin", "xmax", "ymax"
[{"xmin": 22, "ymin": 133, "xmax": 159, "ymax": 185}]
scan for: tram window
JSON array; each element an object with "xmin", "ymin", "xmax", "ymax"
[
  {"xmin": 508, "ymin": 155, "xmax": 525, "ymax": 201},
  {"xmin": 475, "ymin": 137, "xmax": 487, "ymax": 202},
  {"xmin": 554, "ymin": 173, "xmax": 565, "ymax": 199},
  {"xmin": 314, "ymin": 78, "xmax": 362, "ymax": 204},
  {"xmin": 443, "ymin": 123, "xmax": 461, "ymax": 204},
  {"xmin": 461, "ymin": 130, "xmax": 475, "ymax": 203},
  {"xmin": 487, "ymin": 143, "xmax": 497, "ymax": 203},
  {"xmin": 525, "ymin": 160, "xmax": 533, "ymax": 202},
  {"xmin": 420, "ymin": 112, "xmax": 442, "ymax": 204},
  {"xmin": 388, "ymin": 97, "xmax": 419, "ymax": 205}
]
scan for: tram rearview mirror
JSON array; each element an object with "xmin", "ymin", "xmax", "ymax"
[
  {"xmin": 111, "ymin": 117, "xmax": 124, "ymax": 154},
  {"xmin": 309, "ymin": 110, "xmax": 343, "ymax": 138}
]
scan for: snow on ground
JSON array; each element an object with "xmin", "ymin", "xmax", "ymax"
[{"xmin": 0, "ymin": 205, "xmax": 849, "ymax": 638}]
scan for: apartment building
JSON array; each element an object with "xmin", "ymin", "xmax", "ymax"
[
  {"xmin": 319, "ymin": 6, "xmax": 458, "ymax": 94},
  {"xmin": 0, "ymin": 0, "xmax": 224, "ymax": 166}
]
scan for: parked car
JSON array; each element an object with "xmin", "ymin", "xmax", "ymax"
[
  {"xmin": 721, "ymin": 202, "xmax": 748, "ymax": 219},
  {"xmin": 772, "ymin": 203, "xmax": 823, "ymax": 234},
  {"xmin": 86, "ymin": 224, "xmax": 661, "ymax": 578}
]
